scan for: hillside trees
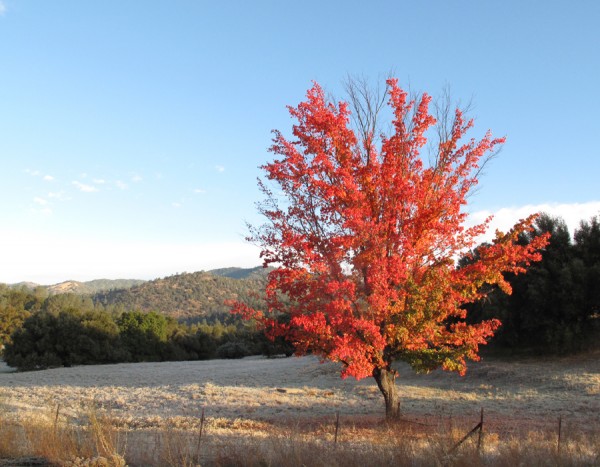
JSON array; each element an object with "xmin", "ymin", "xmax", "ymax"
[
  {"xmin": 233, "ymin": 78, "xmax": 549, "ymax": 417},
  {"xmin": 94, "ymin": 271, "xmax": 267, "ymax": 319},
  {"xmin": 0, "ymin": 285, "xmax": 45, "ymax": 346},
  {"xmin": 574, "ymin": 216, "xmax": 600, "ymax": 320}
]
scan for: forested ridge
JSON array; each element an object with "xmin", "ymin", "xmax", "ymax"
[
  {"xmin": 93, "ymin": 268, "xmax": 269, "ymax": 320},
  {"xmin": 0, "ymin": 266, "xmax": 287, "ymax": 370}
]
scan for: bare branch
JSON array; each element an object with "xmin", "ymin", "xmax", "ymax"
[{"xmin": 343, "ymin": 73, "xmax": 389, "ymax": 161}]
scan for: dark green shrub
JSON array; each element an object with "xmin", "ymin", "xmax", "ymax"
[
  {"xmin": 3, "ymin": 309, "xmax": 123, "ymax": 370},
  {"xmin": 216, "ymin": 341, "xmax": 250, "ymax": 359},
  {"xmin": 117, "ymin": 311, "xmax": 170, "ymax": 361}
]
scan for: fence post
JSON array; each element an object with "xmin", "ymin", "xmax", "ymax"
[
  {"xmin": 53, "ymin": 404, "xmax": 61, "ymax": 435},
  {"xmin": 334, "ymin": 411, "xmax": 340, "ymax": 446},
  {"xmin": 195, "ymin": 407, "xmax": 206, "ymax": 461},
  {"xmin": 477, "ymin": 407, "xmax": 484, "ymax": 453},
  {"xmin": 450, "ymin": 407, "xmax": 485, "ymax": 455},
  {"xmin": 557, "ymin": 415, "xmax": 562, "ymax": 456}
]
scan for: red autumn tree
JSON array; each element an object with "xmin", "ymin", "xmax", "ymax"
[{"xmin": 233, "ymin": 79, "xmax": 549, "ymax": 418}]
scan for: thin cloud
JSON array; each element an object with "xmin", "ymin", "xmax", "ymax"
[
  {"xmin": 72, "ymin": 181, "xmax": 99, "ymax": 193},
  {"xmin": 32, "ymin": 197, "xmax": 52, "ymax": 216},
  {"xmin": 30, "ymin": 206, "xmax": 53, "ymax": 217},
  {"xmin": 27, "ymin": 170, "xmax": 55, "ymax": 181},
  {"xmin": 115, "ymin": 180, "xmax": 128, "ymax": 190},
  {"xmin": 131, "ymin": 174, "xmax": 143, "ymax": 183},
  {"xmin": 48, "ymin": 191, "xmax": 70, "ymax": 201},
  {"xmin": 0, "ymin": 234, "xmax": 262, "ymax": 284},
  {"xmin": 38, "ymin": 208, "xmax": 53, "ymax": 217},
  {"xmin": 0, "ymin": 2, "xmax": 6, "ymax": 16},
  {"xmin": 172, "ymin": 202, "xmax": 182, "ymax": 208},
  {"xmin": 193, "ymin": 188, "xmax": 206, "ymax": 194},
  {"xmin": 215, "ymin": 165, "xmax": 225, "ymax": 173},
  {"xmin": 468, "ymin": 201, "xmax": 600, "ymax": 243},
  {"xmin": 93, "ymin": 179, "xmax": 106, "ymax": 185}
]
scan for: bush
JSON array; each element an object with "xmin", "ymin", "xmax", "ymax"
[
  {"xmin": 117, "ymin": 311, "xmax": 170, "ymax": 361},
  {"xmin": 216, "ymin": 341, "xmax": 250, "ymax": 359}
]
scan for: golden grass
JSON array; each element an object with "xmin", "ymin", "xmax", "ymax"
[
  {"xmin": 0, "ymin": 402, "xmax": 126, "ymax": 466},
  {"xmin": 0, "ymin": 352, "xmax": 599, "ymax": 465},
  {"xmin": 0, "ymin": 405, "xmax": 599, "ymax": 466}
]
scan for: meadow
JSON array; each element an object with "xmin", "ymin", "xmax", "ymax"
[{"xmin": 0, "ymin": 353, "xmax": 598, "ymax": 466}]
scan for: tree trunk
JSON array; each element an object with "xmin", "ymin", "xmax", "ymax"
[{"xmin": 373, "ymin": 367, "xmax": 400, "ymax": 419}]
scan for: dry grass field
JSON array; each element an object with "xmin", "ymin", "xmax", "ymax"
[{"xmin": 0, "ymin": 352, "xmax": 599, "ymax": 465}]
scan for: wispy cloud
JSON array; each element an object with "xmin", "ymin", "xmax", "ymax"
[
  {"xmin": 93, "ymin": 179, "xmax": 106, "ymax": 185},
  {"xmin": 31, "ymin": 197, "xmax": 53, "ymax": 216},
  {"xmin": 193, "ymin": 188, "xmax": 206, "ymax": 194},
  {"xmin": 26, "ymin": 169, "xmax": 55, "ymax": 181},
  {"xmin": 72, "ymin": 181, "xmax": 99, "ymax": 193},
  {"xmin": 215, "ymin": 165, "xmax": 225, "ymax": 173},
  {"xmin": 0, "ymin": 233, "xmax": 262, "ymax": 284},
  {"xmin": 172, "ymin": 202, "xmax": 182, "ymax": 208},
  {"xmin": 0, "ymin": 3, "xmax": 7, "ymax": 16},
  {"xmin": 469, "ymin": 201, "xmax": 600, "ymax": 242},
  {"xmin": 48, "ymin": 191, "xmax": 70, "ymax": 201},
  {"xmin": 37, "ymin": 208, "xmax": 53, "ymax": 217},
  {"xmin": 131, "ymin": 174, "xmax": 143, "ymax": 183},
  {"xmin": 115, "ymin": 180, "xmax": 128, "ymax": 190}
]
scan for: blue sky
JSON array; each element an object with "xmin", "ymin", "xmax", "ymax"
[{"xmin": 1, "ymin": 1, "xmax": 599, "ymax": 284}]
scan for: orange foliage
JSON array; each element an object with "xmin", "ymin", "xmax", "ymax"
[{"xmin": 233, "ymin": 79, "xmax": 549, "ymax": 380}]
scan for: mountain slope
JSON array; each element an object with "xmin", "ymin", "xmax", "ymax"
[
  {"xmin": 93, "ymin": 270, "xmax": 266, "ymax": 319},
  {"xmin": 208, "ymin": 266, "xmax": 270, "ymax": 280}
]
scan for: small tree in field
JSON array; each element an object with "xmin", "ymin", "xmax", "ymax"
[{"xmin": 233, "ymin": 78, "xmax": 549, "ymax": 418}]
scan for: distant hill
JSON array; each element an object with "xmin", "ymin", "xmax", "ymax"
[
  {"xmin": 9, "ymin": 279, "xmax": 146, "ymax": 295},
  {"xmin": 10, "ymin": 282, "xmax": 40, "ymax": 290},
  {"xmin": 48, "ymin": 279, "xmax": 147, "ymax": 295},
  {"xmin": 93, "ymin": 269, "xmax": 267, "ymax": 319},
  {"xmin": 208, "ymin": 266, "xmax": 270, "ymax": 280}
]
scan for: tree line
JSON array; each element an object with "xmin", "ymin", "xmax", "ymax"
[
  {"xmin": 0, "ymin": 290, "xmax": 291, "ymax": 371},
  {"xmin": 464, "ymin": 213, "xmax": 600, "ymax": 354}
]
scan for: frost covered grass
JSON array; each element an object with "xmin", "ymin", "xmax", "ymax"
[{"xmin": 0, "ymin": 353, "xmax": 599, "ymax": 465}]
